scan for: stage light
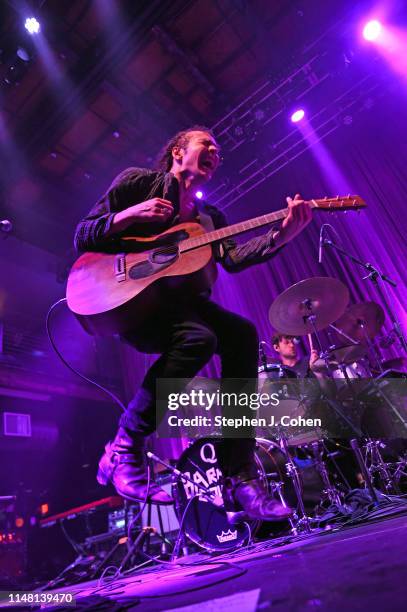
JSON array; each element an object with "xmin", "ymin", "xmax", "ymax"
[
  {"xmin": 363, "ymin": 20, "xmax": 382, "ymax": 41},
  {"xmin": 16, "ymin": 47, "xmax": 31, "ymax": 62},
  {"xmin": 290, "ymin": 109, "xmax": 305, "ymax": 123},
  {"xmin": 25, "ymin": 17, "xmax": 41, "ymax": 35},
  {"xmin": 195, "ymin": 190, "xmax": 204, "ymax": 199}
]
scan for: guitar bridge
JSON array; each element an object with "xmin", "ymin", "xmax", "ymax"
[{"xmin": 114, "ymin": 253, "xmax": 126, "ymax": 282}]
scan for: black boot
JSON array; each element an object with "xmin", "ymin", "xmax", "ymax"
[
  {"xmin": 223, "ymin": 468, "xmax": 293, "ymax": 524},
  {"xmin": 97, "ymin": 427, "xmax": 173, "ymax": 505}
]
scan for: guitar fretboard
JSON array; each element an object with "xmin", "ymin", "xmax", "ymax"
[{"xmin": 180, "ymin": 199, "xmax": 318, "ymax": 252}]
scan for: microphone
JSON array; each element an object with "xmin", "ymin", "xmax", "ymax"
[
  {"xmin": 0, "ymin": 219, "xmax": 12, "ymax": 233},
  {"xmin": 259, "ymin": 341, "xmax": 268, "ymax": 368},
  {"xmin": 318, "ymin": 225, "xmax": 324, "ymax": 264}
]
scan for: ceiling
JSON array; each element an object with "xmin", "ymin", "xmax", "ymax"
[{"xmin": 0, "ymin": 0, "xmax": 386, "ymax": 256}]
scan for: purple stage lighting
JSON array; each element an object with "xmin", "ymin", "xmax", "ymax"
[
  {"xmin": 363, "ymin": 20, "xmax": 382, "ymax": 41},
  {"xmin": 195, "ymin": 190, "xmax": 204, "ymax": 199},
  {"xmin": 25, "ymin": 17, "xmax": 41, "ymax": 35},
  {"xmin": 291, "ymin": 109, "xmax": 305, "ymax": 123}
]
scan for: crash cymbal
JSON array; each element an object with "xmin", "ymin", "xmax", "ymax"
[
  {"xmin": 269, "ymin": 277, "xmax": 349, "ymax": 335},
  {"xmin": 327, "ymin": 344, "xmax": 368, "ymax": 365},
  {"xmin": 334, "ymin": 302, "xmax": 385, "ymax": 342}
]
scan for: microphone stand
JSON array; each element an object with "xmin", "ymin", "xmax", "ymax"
[
  {"xmin": 323, "ymin": 239, "xmax": 407, "ymax": 354},
  {"xmin": 146, "ymin": 451, "xmax": 214, "ymax": 560}
]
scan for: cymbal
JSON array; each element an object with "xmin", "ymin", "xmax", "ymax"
[
  {"xmin": 269, "ymin": 277, "xmax": 349, "ymax": 335},
  {"xmin": 334, "ymin": 302, "xmax": 385, "ymax": 342},
  {"xmin": 327, "ymin": 344, "xmax": 368, "ymax": 365},
  {"xmin": 311, "ymin": 345, "xmax": 367, "ymax": 372}
]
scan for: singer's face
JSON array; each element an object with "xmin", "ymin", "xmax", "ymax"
[{"xmin": 275, "ymin": 336, "xmax": 297, "ymax": 359}]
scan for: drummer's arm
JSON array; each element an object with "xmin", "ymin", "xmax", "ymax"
[{"xmin": 309, "ymin": 351, "xmax": 336, "ymax": 396}]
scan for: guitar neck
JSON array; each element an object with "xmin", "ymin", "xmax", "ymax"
[{"xmin": 181, "ymin": 199, "xmax": 318, "ymax": 251}]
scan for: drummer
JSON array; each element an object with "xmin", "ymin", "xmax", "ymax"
[{"xmin": 271, "ymin": 333, "xmax": 325, "ymax": 379}]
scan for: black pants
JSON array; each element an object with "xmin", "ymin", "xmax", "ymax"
[{"xmin": 119, "ymin": 297, "xmax": 259, "ymax": 476}]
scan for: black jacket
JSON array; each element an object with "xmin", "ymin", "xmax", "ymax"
[{"xmin": 73, "ymin": 168, "xmax": 283, "ymax": 273}]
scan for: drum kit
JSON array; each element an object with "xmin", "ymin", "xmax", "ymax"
[{"xmin": 160, "ymin": 277, "xmax": 407, "ymax": 553}]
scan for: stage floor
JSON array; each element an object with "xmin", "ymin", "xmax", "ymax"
[{"xmin": 36, "ymin": 510, "xmax": 407, "ymax": 611}]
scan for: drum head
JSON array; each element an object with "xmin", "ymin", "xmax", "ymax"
[{"xmin": 172, "ymin": 439, "xmax": 248, "ymax": 552}]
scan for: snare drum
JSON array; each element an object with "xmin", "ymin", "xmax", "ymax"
[{"xmin": 331, "ymin": 359, "xmax": 372, "ymax": 380}]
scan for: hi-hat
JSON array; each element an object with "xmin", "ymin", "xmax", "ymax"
[
  {"xmin": 269, "ymin": 277, "xmax": 349, "ymax": 335},
  {"xmin": 334, "ymin": 302, "xmax": 385, "ymax": 342}
]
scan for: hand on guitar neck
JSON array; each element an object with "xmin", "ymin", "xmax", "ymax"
[{"xmin": 272, "ymin": 193, "xmax": 312, "ymax": 248}]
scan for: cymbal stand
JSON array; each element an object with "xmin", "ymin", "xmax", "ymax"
[
  {"xmin": 311, "ymin": 441, "xmax": 343, "ymax": 507},
  {"xmin": 278, "ymin": 428, "xmax": 312, "ymax": 533},
  {"xmin": 362, "ymin": 438, "xmax": 401, "ymax": 494},
  {"xmin": 393, "ymin": 453, "xmax": 407, "ymax": 486},
  {"xmin": 328, "ymin": 323, "xmax": 359, "ymax": 345},
  {"xmin": 350, "ymin": 439, "xmax": 379, "ymax": 503},
  {"xmin": 301, "ymin": 299, "xmax": 324, "ymax": 354},
  {"xmin": 269, "ymin": 478, "xmax": 298, "ymax": 534},
  {"xmin": 323, "ymin": 239, "xmax": 407, "ymax": 354},
  {"xmin": 301, "ymin": 299, "xmax": 335, "ymax": 381}
]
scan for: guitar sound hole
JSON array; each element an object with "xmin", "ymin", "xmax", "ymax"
[{"xmin": 150, "ymin": 246, "xmax": 178, "ymax": 264}]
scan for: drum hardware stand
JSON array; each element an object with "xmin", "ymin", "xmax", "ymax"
[
  {"xmin": 328, "ymin": 323, "xmax": 359, "ymax": 346},
  {"xmin": 337, "ymin": 359, "xmax": 359, "ymax": 401},
  {"xmin": 278, "ymin": 428, "xmax": 312, "ymax": 533},
  {"xmin": 301, "ymin": 299, "xmax": 324, "ymax": 355},
  {"xmin": 263, "ymin": 474, "xmax": 298, "ymax": 534},
  {"xmin": 301, "ymin": 300, "xmax": 334, "ymax": 377},
  {"xmin": 118, "ymin": 525, "xmax": 161, "ymax": 570},
  {"xmin": 362, "ymin": 438, "xmax": 401, "ymax": 495},
  {"xmin": 322, "ymin": 239, "xmax": 407, "ymax": 354},
  {"xmin": 311, "ymin": 441, "xmax": 343, "ymax": 507},
  {"xmin": 392, "ymin": 454, "xmax": 407, "ymax": 485},
  {"xmin": 350, "ymin": 439, "xmax": 380, "ymax": 503}
]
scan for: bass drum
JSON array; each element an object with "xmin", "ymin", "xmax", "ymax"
[
  {"xmin": 173, "ymin": 437, "xmax": 326, "ymax": 551},
  {"xmin": 172, "ymin": 438, "xmax": 249, "ymax": 552}
]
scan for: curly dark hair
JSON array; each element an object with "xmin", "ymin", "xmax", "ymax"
[
  {"xmin": 156, "ymin": 125, "xmax": 215, "ymax": 173},
  {"xmin": 272, "ymin": 333, "xmax": 295, "ymax": 347}
]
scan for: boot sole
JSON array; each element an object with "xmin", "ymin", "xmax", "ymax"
[
  {"xmin": 96, "ymin": 453, "xmax": 110, "ymax": 486},
  {"xmin": 97, "ymin": 466, "xmax": 108, "ymax": 486}
]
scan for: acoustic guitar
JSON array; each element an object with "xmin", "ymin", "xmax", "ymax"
[{"xmin": 66, "ymin": 195, "xmax": 366, "ymax": 336}]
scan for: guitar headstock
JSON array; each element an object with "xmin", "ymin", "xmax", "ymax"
[{"xmin": 311, "ymin": 195, "xmax": 366, "ymax": 211}]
